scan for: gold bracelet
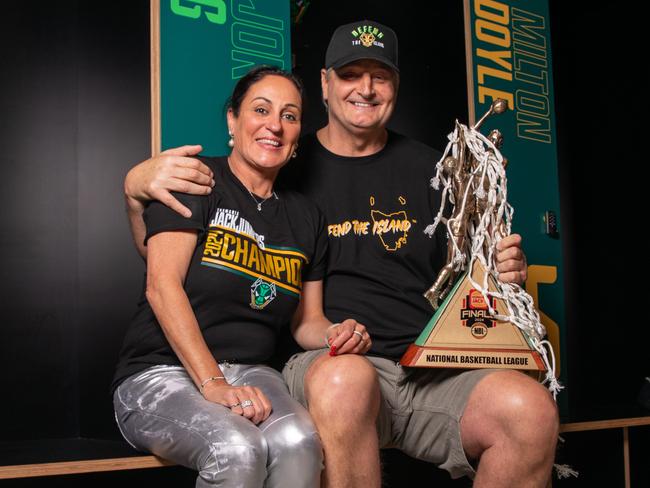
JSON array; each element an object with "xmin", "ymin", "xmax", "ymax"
[{"xmin": 199, "ymin": 375, "xmax": 226, "ymax": 394}]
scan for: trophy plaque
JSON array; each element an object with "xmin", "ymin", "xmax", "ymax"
[
  {"xmin": 400, "ymin": 100, "xmax": 560, "ymax": 393},
  {"xmin": 401, "ymin": 260, "xmax": 546, "ymax": 371}
]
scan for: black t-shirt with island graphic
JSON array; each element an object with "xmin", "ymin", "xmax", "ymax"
[
  {"xmin": 112, "ymin": 156, "xmax": 328, "ymax": 393},
  {"xmin": 278, "ymin": 131, "xmax": 448, "ymax": 361}
]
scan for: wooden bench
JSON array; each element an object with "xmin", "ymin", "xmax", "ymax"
[
  {"xmin": 0, "ymin": 438, "xmax": 174, "ymax": 480},
  {"xmin": 2, "ymin": 418, "xmax": 649, "ymax": 484},
  {"xmin": 0, "ymin": 455, "xmax": 172, "ymax": 480},
  {"xmin": 558, "ymin": 416, "xmax": 650, "ymax": 488}
]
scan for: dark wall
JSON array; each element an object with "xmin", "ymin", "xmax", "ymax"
[
  {"xmin": 0, "ymin": 1, "xmax": 149, "ymax": 440},
  {"xmin": 0, "ymin": 3, "xmax": 80, "ymax": 439},
  {"xmin": 0, "ymin": 0, "xmax": 646, "ymax": 450},
  {"xmin": 550, "ymin": 1, "xmax": 647, "ymax": 421},
  {"xmin": 75, "ymin": 2, "xmax": 151, "ymax": 438}
]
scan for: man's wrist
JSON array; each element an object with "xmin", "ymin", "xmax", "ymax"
[
  {"xmin": 124, "ymin": 162, "xmax": 147, "ymax": 200},
  {"xmin": 125, "ymin": 193, "xmax": 145, "ymax": 214}
]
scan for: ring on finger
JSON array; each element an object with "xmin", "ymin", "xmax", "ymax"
[
  {"xmin": 240, "ymin": 400, "xmax": 254, "ymax": 408},
  {"xmin": 353, "ymin": 330, "xmax": 364, "ymax": 340}
]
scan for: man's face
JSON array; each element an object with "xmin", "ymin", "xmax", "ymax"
[{"xmin": 321, "ymin": 59, "xmax": 397, "ymax": 135}]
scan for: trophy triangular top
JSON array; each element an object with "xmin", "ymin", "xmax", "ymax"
[{"xmin": 400, "ymin": 260, "xmax": 547, "ymax": 372}]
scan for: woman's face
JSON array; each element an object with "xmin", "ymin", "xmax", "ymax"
[{"xmin": 227, "ymin": 75, "xmax": 302, "ymax": 173}]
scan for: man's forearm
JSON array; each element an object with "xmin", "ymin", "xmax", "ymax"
[
  {"xmin": 122, "ymin": 147, "xmax": 214, "ymax": 259},
  {"xmin": 126, "ymin": 194, "xmax": 147, "ymax": 259}
]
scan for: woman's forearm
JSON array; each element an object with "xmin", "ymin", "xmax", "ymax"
[
  {"xmin": 291, "ymin": 280, "xmax": 333, "ymax": 350},
  {"xmin": 292, "ymin": 314, "xmax": 333, "ymax": 350},
  {"xmin": 146, "ymin": 278, "xmax": 226, "ymax": 389}
]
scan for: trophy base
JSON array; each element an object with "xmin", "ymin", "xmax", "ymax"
[
  {"xmin": 400, "ymin": 344, "xmax": 546, "ymax": 370},
  {"xmin": 401, "ymin": 260, "xmax": 546, "ymax": 373}
]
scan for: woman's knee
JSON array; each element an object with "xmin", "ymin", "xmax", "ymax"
[
  {"xmin": 264, "ymin": 412, "xmax": 323, "ymax": 487},
  {"xmin": 197, "ymin": 424, "xmax": 269, "ymax": 486},
  {"xmin": 267, "ymin": 410, "xmax": 323, "ymax": 458}
]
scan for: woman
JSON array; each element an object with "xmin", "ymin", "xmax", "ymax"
[{"xmin": 111, "ymin": 66, "xmax": 371, "ymax": 487}]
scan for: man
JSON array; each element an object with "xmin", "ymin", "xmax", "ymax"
[{"xmin": 124, "ymin": 20, "xmax": 558, "ymax": 488}]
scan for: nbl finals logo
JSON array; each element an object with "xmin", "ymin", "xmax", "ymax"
[{"xmin": 460, "ymin": 289, "xmax": 497, "ymax": 339}]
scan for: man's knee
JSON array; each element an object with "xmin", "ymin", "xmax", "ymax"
[
  {"xmin": 305, "ymin": 354, "xmax": 380, "ymax": 418},
  {"xmin": 463, "ymin": 371, "xmax": 559, "ymax": 453},
  {"xmin": 495, "ymin": 372, "xmax": 558, "ymax": 440}
]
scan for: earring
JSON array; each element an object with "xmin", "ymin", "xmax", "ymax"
[
  {"xmin": 228, "ymin": 131, "xmax": 234, "ymax": 148},
  {"xmin": 292, "ymin": 145, "xmax": 298, "ymax": 158}
]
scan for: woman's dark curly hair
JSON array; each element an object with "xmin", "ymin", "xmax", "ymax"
[{"xmin": 227, "ymin": 65, "xmax": 305, "ymax": 117}]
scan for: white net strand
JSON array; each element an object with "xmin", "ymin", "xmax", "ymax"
[
  {"xmin": 426, "ymin": 126, "xmax": 459, "ymax": 237},
  {"xmin": 425, "ymin": 121, "xmax": 563, "ymax": 398},
  {"xmin": 554, "ymin": 463, "xmax": 579, "ymax": 479}
]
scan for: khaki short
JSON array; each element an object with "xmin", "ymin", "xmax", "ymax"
[{"xmin": 282, "ymin": 349, "xmax": 495, "ymax": 479}]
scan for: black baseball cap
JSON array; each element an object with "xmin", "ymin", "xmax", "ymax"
[{"xmin": 325, "ymin": 20, "xmax": 399, "ymax": 72}]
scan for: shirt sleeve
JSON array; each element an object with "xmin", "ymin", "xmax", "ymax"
[
  {"xmin": 143, "ymin": 191, "xmax": 210, "ymax": 245},
  {"xmin": 302, "ymin": 206, "xmax": 329, "ymax": 282}
]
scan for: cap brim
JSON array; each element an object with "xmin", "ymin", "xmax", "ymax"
[{"xmin": 328, "ymin": 53, "xmax": 399, "ymax": 73}]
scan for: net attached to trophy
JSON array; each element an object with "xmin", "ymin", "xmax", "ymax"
[{"xmin": 399, "ymin": 100, "xmax": 562, "ymax": 398}]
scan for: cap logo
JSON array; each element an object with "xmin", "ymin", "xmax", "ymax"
[
  {"xmin": 359, "ymin": 32, "xmax": 375, "ymax": 47},
  {"xmin": 351, "ymin": 25, "xmax": 385, "ymax": 49}
]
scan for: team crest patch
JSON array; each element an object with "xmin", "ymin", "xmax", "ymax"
[
  {"xmin": 250, "ymin": 278, "xmax": 277, "ymax": 310},
  {"xmin": 351, "ymin": 25, "xmax": 385, "ymax": 48},
  {"xmin": 359, "ymin": 32, "xmax": 375, "ymax": 47}
]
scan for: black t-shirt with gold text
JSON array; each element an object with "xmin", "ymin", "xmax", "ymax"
[
  {"xmin": 112, "ymin": 157, "xmax": 327, "ymax": 393},
  {"xmin": 278, "ymin": 131, "xmax": 447, "ymax": 360}
]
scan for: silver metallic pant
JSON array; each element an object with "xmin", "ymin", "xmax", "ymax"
[{"xmin": 113, "ymin": 364, "xmax": 323, "ymax": 487}]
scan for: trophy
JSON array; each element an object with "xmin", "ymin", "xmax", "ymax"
[{"xmin": 400, "ymin": 100, "xmax": 561, "ymax": 396}]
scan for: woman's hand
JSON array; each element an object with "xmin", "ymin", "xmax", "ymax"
[
  {"xmin": 202, "ymin": 383, "xmax": 273, "ymax": 425},
  {"xmin": 326, "ymin": 319, "xmax": 372, "ymax": 356},
  {"xmin": 291, "ymin": 281, "xmax": 372, "ymax": 354}
]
